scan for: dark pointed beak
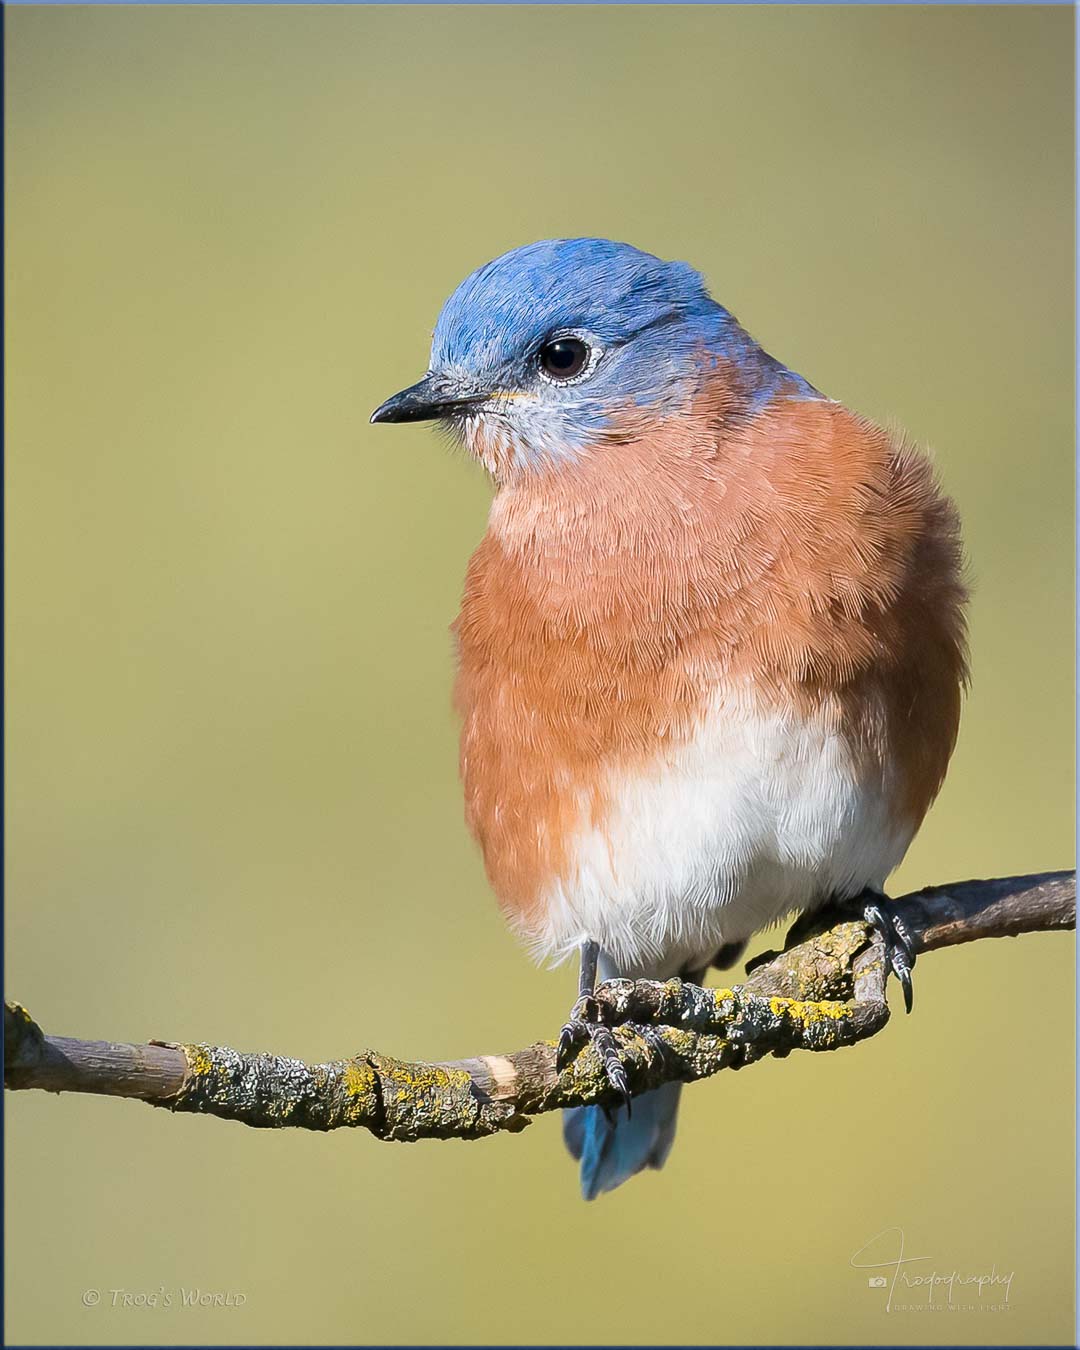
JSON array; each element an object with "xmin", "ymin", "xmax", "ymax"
[{"xmin": 370, "ymin": 373, "xmax": 486, "ymax": 425}]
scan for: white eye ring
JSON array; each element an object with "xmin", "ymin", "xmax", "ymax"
[{"xmin": 536, "ymin": 333, "xmax": 603, "ymax": 386}]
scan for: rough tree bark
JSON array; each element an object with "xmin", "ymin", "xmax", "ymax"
[{"xmin": 5, "ymin": 871, "xmax": 1073, "ymax": 1142}]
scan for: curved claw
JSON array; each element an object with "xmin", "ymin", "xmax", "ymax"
[
  {"xmin": 864, "ymin": 898, "xmax": 917, "ymax": 1014},
  {"xmin": 557, "ymin": 993, "xmax": 599, "ymax": 1068},
  {"xmin": 894, "ymin": 956, "xmax": 914, "ymax": 1015},
  {"xmin": 557, "ymin": 1019, "xmax": 585, "ymax": 1067},
  {"xmin": 635, "ymin": 1022, "xmax": 671, "ymax": 1062}
]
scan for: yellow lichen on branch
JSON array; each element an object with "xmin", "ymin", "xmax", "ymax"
[{"xmin": 4, "ymin": 871, "xmax": 1074, "ymax": 1142}]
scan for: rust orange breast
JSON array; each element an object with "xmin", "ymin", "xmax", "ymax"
[{"xmin": 452, "ymin": 389, "xmax": 968, "ymax": 928}]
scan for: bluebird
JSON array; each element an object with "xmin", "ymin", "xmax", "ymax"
[{"xmin": 371, "ymin": 238, "xmax": 967, "ymax": 1199}]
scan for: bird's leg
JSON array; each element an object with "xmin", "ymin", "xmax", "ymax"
[
  {"xmin": 557, "ymin": 940, "xmax": 632, "ymax": 1113},
  {"xmin": 861, "ymin": 889, "xmax": 917, "ymax": 1014}
]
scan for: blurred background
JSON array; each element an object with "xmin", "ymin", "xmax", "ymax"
[{"xmin": 6, "ymin": 5, "xmax": 1074, "ymax": 1346}]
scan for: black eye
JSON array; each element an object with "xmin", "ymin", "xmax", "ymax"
[{"xmin": 538, "ymin": 337, "xmax": 590, "ymax": 381}]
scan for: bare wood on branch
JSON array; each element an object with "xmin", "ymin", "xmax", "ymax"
[{"xmin": 5, "ymin": 871, "xmax": 1073, "ymax": 1142}]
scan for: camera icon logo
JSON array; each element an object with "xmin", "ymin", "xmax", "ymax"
[{"xmin": 867, "ymin": 1276, "xmax": 888, "ymax": 1289}]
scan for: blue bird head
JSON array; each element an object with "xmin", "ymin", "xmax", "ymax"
[{"xmin": 372, "ymin": 238, "xmax": 805, "ymax": 477}]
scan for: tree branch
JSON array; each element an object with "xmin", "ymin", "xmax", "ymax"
[{"xmin": 5, "ymin": 871, "xmax": 1073, "ymax": 1141}]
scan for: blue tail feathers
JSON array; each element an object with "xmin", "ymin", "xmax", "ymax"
[{"xmin": 562, "ymin": 1080, "xmax": 683, "ymax": 1200}]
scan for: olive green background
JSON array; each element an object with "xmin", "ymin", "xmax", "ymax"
[{"xmin": 6, "ymin": 5, "xmax": 1074, "ymax": 1346}]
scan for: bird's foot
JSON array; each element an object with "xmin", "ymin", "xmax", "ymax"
[
  {"xmin": 862, "ymin": 893, "xmax": 917, "ymax": 1014},
  {"xmin": 557, "ymin": 992, "xmax": 633, "ymax": 1115}
]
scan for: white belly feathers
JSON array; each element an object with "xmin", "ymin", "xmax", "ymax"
[{"xmin": 523, "ymin": 684, "xmax": 913, "ymax": 980}]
